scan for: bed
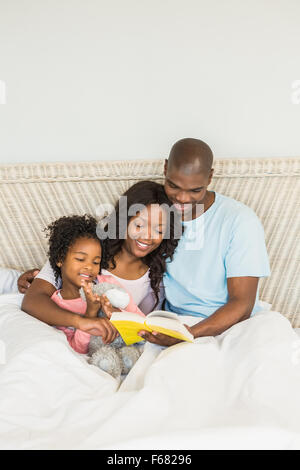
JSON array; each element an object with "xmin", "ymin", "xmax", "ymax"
[{"xmin": 0, "ymin": 157, "xmax": 299, "ymax": 450}]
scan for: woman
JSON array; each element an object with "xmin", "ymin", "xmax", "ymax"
[{"xmin": 21, "ymin": 181, "xmax": 181, "ymax": 343}]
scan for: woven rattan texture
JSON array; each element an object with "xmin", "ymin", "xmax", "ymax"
[{"xmin": 0, "ymin": 158, "xmax": 299, "ymax": 325}]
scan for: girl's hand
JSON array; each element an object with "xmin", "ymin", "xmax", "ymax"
[
  {"xmin": 100, "ymin": 294, "xmax": 119, "ymax": 319},
  {"xmin": 81, "ymin": 279, "xmax": 101, "ymax": 318}
]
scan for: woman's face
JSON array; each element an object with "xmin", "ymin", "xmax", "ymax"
[{"xmin": 125, "ymin": 204, "xmax": 168, "ymax": 258}]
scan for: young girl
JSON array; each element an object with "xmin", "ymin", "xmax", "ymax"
[
  {"xmin": 21, "ymin": 181, "xmax": 181, "ymax": 342},
  {"xmin": 45, "ymin": 214, "xmax": 145, "ymax": 354}
]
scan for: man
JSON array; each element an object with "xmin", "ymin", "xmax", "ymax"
[{"xmin": 139, "ymin": 138, "xmax": 270, "ymax": 346}]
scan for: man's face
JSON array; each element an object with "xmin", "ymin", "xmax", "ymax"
[{"xmin": 164, "ymin": 160, "xmax": 213, "ymax": 219}]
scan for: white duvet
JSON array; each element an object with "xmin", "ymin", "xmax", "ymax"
[{"xmin": 0, "ymin": 293, "xmax": 300, "ymax": 450}]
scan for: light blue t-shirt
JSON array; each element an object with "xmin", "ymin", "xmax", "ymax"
[{"xmin": 164, "ymin": 192, "xmax": 271, "ymax": 318}]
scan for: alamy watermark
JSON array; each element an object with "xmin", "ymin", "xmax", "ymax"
[{"xmin": 95, "ymin": 197, "xmax": 205, "ymax": 250}]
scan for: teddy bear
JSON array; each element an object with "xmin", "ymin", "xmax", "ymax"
[{"xmin": 79, "ymin": 282, "xmax": 144, "ymax": 379}]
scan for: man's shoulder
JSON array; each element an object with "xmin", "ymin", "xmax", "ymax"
[
  {"xmin": 216, "ymin": 192, "xmax": 258, "ymax": 221},
  {"xmin": 214, "ymin": 192, "xmax": 265, "ymax": 239}
]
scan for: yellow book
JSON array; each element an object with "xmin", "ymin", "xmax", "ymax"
[{"xmin": 110, "ymin": 310, "xmax": 194, "ymax": 346}]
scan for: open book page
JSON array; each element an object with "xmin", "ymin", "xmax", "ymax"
[
  {"xmin": 146, "ymin": 310, "xmax": 179, "ymax": 320},
  {"xmin": 110, "ymin": 310, "xmax": 194, "ymax": 345},
  {"xmin": 110, "ymin": 311, "xmax": 149, "ymax": 345},
  {"xmin": 110, "ymin": 311, "xmax": 145, "ymax": 323},
  {"xmin": 145, "ymin": 316, "xmax": 194, "ymax": 343}
]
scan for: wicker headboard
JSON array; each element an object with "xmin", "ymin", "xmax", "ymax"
[{"xmin": 0, "ymin": 158, "xmax": 299, "ymax": 326}]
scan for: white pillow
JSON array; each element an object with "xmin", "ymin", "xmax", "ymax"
[{"xmin": 0, "ymin": 267, "xmax": 21, "ymax": 295}]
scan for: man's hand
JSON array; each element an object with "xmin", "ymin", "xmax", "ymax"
[
  {"xmin": 77, "ymin": 315, "xmax": 119, "ymax": 344},
  {"xmin": 17, "ymin": 269, "xmax": 40, "ymax": 293},
  {"xmin": 138, "ymin": 325, "xmax": 193, "ymax": 347}
]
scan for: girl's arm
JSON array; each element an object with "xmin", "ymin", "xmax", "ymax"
[{"xmin": 21, "ymin": 278, "xmax": 118, "ymax": 342}]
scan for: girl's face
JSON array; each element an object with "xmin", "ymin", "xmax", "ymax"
[
  {"xmin": 125, "ymin": 204, "xmax": 168, "ymax": 258},
  {"xmin": 58, "ymin": 237, "xmax": 101, "ymax": 288}
]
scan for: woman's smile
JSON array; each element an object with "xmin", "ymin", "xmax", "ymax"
[{"xmin": 135, "ymin": 239, "xmax": 153, "ymax": 251}]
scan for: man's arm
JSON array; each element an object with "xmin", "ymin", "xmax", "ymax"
[
  {"xmin": 139, "ymin": 276, "xmax": 259, "ymax": 346},
  {"xmin": 190, "ymin": 276, "xmax": 258, "ymax": 337},
  {"xmin": 21, "ymin": 278, "xmax": 118, "ymax": 343}
]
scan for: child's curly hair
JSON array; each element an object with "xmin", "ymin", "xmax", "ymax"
[{"xmin": 44, "ymin": 214, "xmax": 101, "ymax": 285}]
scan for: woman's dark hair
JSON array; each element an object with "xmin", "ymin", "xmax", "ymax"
[
  {"xmin": 101, "ymin": 181, "xmax": 182, "ymax": 308},
  {"xmin": 44, "ymin": 214, "xmax": 101, "ymax": 285}
]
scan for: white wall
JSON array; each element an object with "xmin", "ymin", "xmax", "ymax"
[{"xmin": 0, "ymin": 0, "xmax": 299, "ymax": 164}]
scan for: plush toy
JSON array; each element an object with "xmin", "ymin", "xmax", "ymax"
[{"xmin": 80, "ymin": 282, "xmax": 143, "ymax": 379}]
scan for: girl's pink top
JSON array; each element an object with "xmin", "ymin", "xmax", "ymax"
[{"xmin": 51, "ymin": 274, "xmax": 145, "ymax": 354}]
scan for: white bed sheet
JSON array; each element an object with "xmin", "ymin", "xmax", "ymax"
[{"xmin": 0, "ymin": 293, "xmax": 300, "ymax": 450}]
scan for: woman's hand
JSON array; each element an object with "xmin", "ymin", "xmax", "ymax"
[
  {"xmin": 17, "ymin": 269, "xmax": 40, "ymax": 293},
  {"xmin": 76, "ymin": 315, "xmax": 119, "ymax": 344}
]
